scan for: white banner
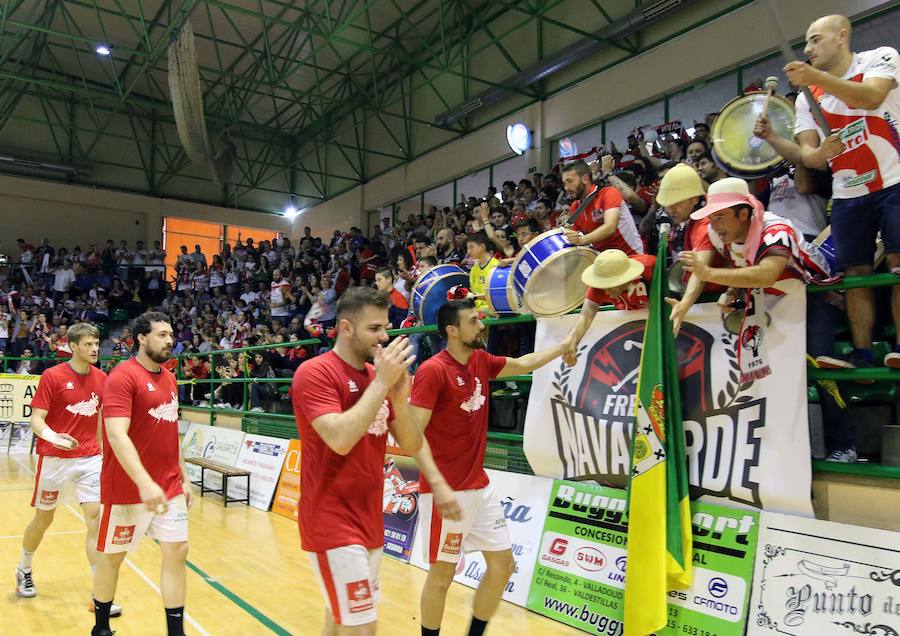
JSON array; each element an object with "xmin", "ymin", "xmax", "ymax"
[
  {"xmin": 0, "ymin": 374, "xmax": 39, "ymax": 423},
  {"xmin": 749, "ymin": 512, "xmax": 900, "ymax": 636},
  {"xmin": 409, "ymin": 469, "xmax": 553, "ymax": 607},
  {"xmin": 523, "ymin": 289, "xmax": 813, "ymax": 515},
  {"xmin": 227, "ymin": 434, "xmax": 290, "ymax": 511},
  {"xmin": 181, "ymin": 423, "xmax": 246, "ymax": 491}
]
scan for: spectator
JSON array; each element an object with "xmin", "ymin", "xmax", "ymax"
[{"xmin": 697, "ymin": 152, "xmax": 726, "ymax": 185}]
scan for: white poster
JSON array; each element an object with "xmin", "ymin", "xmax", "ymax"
[
  {"xmin": 523, "ymin": 289, "xmax": 813, "ymax": 515},
  {"xmin": 409, "ymin": 469, "xmax": 553, "ymax": 607},
  {"xmin": 180, "ymin": 423, "xmax": 246, "ymax": 491},
  {"xmin": 749, "ymin": 512, "xmax": 900, "ymax": 636},
  {"xmin": 228, "ymin": 434, "xmax": 290, "ymax": 511},
  {"xmin": 9, "ymin": 422, "xmax": 33, "ymax": 454}
]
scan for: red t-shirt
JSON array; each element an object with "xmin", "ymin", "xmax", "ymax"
[
  {"xmin": 571, "ymin": 186, "xmax": 644, "ymax": 255},
  {"xmin": 53, "ymin": 336, "xmax": 72, "ymax": 360},
  {"xmin": 585, "ymin": 254, "xmax": 656, "ymax": 310},
  {"xmin": 410, "ymin": 349, "xmax": 506, "ymax": 493},
  {"xmin": 292, "ymin": 351, "xmax": 394, "ymax": 552},
  {"xmin": 31, "ymin": 363, "xmax": 106, "ymax": 458},
  {"xmin": 680, "ymin": 217, "xmax": 726, "ymax": 293},
  {"xmin": 100, "ymin": 358, "xmax": 182, "ymax": 505},
  {"xmin": 389, "ymin": 288, "xmax": 410, "ymax": 310}
]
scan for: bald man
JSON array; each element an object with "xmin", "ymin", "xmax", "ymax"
[{"xmin": 781, "ymin": 14, "xmax": 900, "ymax": 372}]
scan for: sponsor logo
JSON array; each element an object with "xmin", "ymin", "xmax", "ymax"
[
  {"xmin": 148, "ymin": 392, "xmax": 179, "ymax": 423},
  {"xmin": 65, "ymin": 381, "xmax": 74, "ymax": 390},
  {"xmin": 708, "ymin": 577, "xmax": 728, "ymax": 599},
  {"xmin": 348, "ymin": 380, "xmax": 359, "ymax": 393},
  {"xmin": 541, "ymin": 537, "xmax": 570, "ymax": 567},
  {"xmin": 460, "ymin": 377, "xmax": 486, "ymax": 413},
  {"xmin": 615, "ymin": 556, "xmax": 627, "ymax": 573},
  {"xmin": 39, "ymin": 490, "xmax": 59, "ymax": 506},
  {"xmin": 367, "ymin": 400, "xmax": 389, "ymax": 436},
  {"xmin": 549, "ymin": 538, "xmax": 568, "ymax": 556},
  {"xmin": 549, "ymin": 321, "xmax": 765, "ymax": 507},
  {"xmin": 346, "ymin": 580, "xmax": 373, "ymax": 614},
  {"xmin": 111, "ymin": 525, "xmax": 135, "ymax": 545},
  {"xmin": 575, "ymin": 547, "xmax": 607, "ymax": 572},
  {"xmin": 146, "ymin": 382, "xmax": 156, "ymax": 392},
  {"xmin": 65, "ymin": 392, "xmax": 99, "ymax": 417},
  {"xmin": 839, "ymin": 118, "xmax": 869, "ymax": 153},
  {"xmin": 844, "ymin": 170, "xmax": 877, "ymax": 188},
  {"xmin": 456, "ymin": 376, "xmax": 465, "ymax": 386},
  {"xmin": 499, "ymin": 497, "xmax": 533, "ymax": 524},
  {"xmin": 442, "ymin": 532, "xmax": 463, "ymax": 556}
]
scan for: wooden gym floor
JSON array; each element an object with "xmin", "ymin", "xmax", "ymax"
[{"xmin": 0, "ymin": 454, "xmax": 580, "ymax": 635}]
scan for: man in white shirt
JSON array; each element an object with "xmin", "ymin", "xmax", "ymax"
[
  {"xmin": 269, "ymin": 269, "xmax": 293, "ymax": 320},
  {"xmin": 239, "ymin": 282, "xmax": 259, "ymax": 305},
  {"xmin": 787, "ymin": 14, "xmax": 900, "ymax": 370},
  {"xmin": 52, "ymin": 261, "xmax": 76, "ymax": 304}
]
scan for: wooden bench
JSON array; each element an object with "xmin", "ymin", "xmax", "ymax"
[{"xmin": 185, "ymin": 458, "xmax": 250, "ymax": 507}]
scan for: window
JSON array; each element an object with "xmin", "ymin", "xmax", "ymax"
[{"xmin": 162, "ymin": 218, "xmax": 222, "ymax": 279}]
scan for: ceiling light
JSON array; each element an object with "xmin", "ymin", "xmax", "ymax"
[
  {"xmin": 506, "ymin": 122, "xmax": 532, "ymax": 156},
  {"xmin": 283, "ymin": 206, "xmax": 299, "ymax": 220},
  {"xmin": 96, "ymin": 44, "xmax": 112, "ymax": 57}
]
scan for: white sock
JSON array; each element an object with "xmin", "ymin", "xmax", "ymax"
[
  {"xmin": 91, "ymin": 565, "xmax": 97, "ymax": 577},
  {"xmin": 19, "ymin": 549, "xmax": 34, "ymax": 572}
]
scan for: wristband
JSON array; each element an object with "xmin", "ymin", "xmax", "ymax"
[{"xmin": 37, "ymin": 427, "xmax": 74, "ymax": 449}]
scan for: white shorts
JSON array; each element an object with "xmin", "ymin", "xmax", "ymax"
[
  {"xmin": 307, "ymin": 545, "xmax": 382, "ymax": 627},
  {"xmin": 419, "ymin": 484, "xmax": 511, "ymax": 564},
  {"xmin": 97, "ymin": 495, "xmax": 189, "ymax": 553},
  {"xmin": 31, "ymin": 454, "xmax": 101, "ymax": 510}
]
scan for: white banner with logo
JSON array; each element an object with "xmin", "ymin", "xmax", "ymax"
[
  {"xmin": 409, "ymin": 469, "xmax": 553, "ymax": 607},
  {"xmin": 0, "ymin": 373, "xmax": 39, "ymax": 423},
  {"xmin": 748, "ymin": 512, "xmax": 900, "ymax": 636},
  {"xmin": 523, "ymin": 289, "xmax": 813, "ymax": 515},
  {"xmin": 227, "ymin": 434, "xmax": 290, "ymax": 511},
  {"xmin": 181, "ymin": 423, "xmax": 246, "ymax": 491}
]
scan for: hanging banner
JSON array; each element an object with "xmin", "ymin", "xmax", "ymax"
[
  {"xmin": 523, "ymin": 293, "xmax": 812, "ymax": 515},
  {"xmin": 0, "ymin": 374, "xmax": 40, "ymax": 422},
  {"xmin": 526, "ymin": 479, "xmax": 759, "ymax": 635},
  {"xmin": 272, "ymin": 439, "xmax": 302, "ymax": 521},
  {"xmin": 180, "ymin": 423, "xmax": 246, "ymax": 491},
  {"xmin": 748, "ymin": 512, "xmax": 900, "ymax": 636},
  {"xmin": 382, "ymin": 454, "xmax": 421, "ymax": 562},
  {"xmin": 409, "ymin": 469, "xmax": 554, "ymax": 608},
  {"xmin": 228, "ymin": 434, "xmax": 290, "ymax": 511},
  {"xmin": 9, "ymin": 422, "xmax": 33, "ymax": 454}
]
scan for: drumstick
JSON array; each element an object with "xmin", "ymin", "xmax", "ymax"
[
  {"xmin": 760, "ymin": 76, "xmax": 779, "ymax": 119},
  {"xmin": 761, "ymin": 0, "xmax": 832, "ymax": 134}
]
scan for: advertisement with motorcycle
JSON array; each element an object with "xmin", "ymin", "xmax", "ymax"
[{"xmin": 383, "ymin": 454, "xmax": 421, "ymax": 562}]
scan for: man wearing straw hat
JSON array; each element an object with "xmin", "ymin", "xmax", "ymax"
[{"xmin": 563, "ymin": 249, "xmax": 655, "ymax": 365}]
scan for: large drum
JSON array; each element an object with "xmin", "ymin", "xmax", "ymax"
[
  {"xmin": 711, "ymin": 91, "xmax": 795, "ymax": 179},
  {"xmin": 484, "ymin": 265, "xmax": 523, "ymax": 315},
  {"xmin": 511, "ymin": 228, "xmax": 596, "ymax": 317},
  {"xmin": 411, "ymin": 264, "xmax": 469, "ymax": 325}
]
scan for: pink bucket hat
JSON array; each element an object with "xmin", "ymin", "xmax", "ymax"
[{"xmin": 690, "ymin": 177, "xmax": 756, "ymax": 220}]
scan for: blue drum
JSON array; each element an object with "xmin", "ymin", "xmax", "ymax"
[
  {"xmin": 411, "ymin": 264, "xmax": 469, "ymax": 325},
  {"xmin": 511, "ymin": 228, "xmax": 596, "ymax": 317},
  {"xmin": 816, "ymin": 234, "xmax": 837, "ymax": 274},
  {"xmin": 485, "ymin": 265, "xmax": 522, "ymax": 315}
]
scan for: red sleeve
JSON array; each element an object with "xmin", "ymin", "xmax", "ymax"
[
  {"xmin": 292, "ymin": 361, "xmax": 344, "ymax": 423},
  {"xmin": 102, "ymin": 366, "xmax": 135, "ymax": 418},
  {"xmin": 409, "ymin": 361, "xmax": 443, "ymax": 411},
  {"xmin": 482, "ymin": 350, "xmax": 507, "ymax": 380},
  {"xmin": 30, "ymin": 370, "xmax": 55, "ymax": 411},
  {"xmin": 687, "ymin": 218, "xmax": 715, "ymax": 252},
  {"xmin": 585, "ymin": 287, "xmax": 610, "ymax": 306},
  {"xmin": 756, "ymin": 223, "xmax": 796, "ymax": 261},
  {"xmin": 598, "ymin": 186, "xmax": 623, "ymax": 210},
  {"xmin": 635, "ymin": 254, "xmax": 656, "ymax": 281}
]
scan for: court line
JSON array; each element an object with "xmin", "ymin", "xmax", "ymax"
[
  {"xmin": 0, "ymin": 529, "xmax": 84, "ymax": 540},
  {"xmin": 10, "ymin": 455, "xmax": 213, "ymax": 636},
  {"xmin": 185, "ymin": 560, "xmax": 293, "ymax": 636}
]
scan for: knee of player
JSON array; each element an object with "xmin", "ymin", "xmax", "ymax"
[
  {"xmin": 427, "ymin": 562, "xmax": 457, "ymax": 589},
  {"xmin": 489, "ymin": 552, "xmax": 517, "ymax": 577},
  {"xmin": 32, "ymin": 508, "xmax": 56, "ymax": 529},
  {"xmin": 162, "ymin": 541, "xmax": 189, "ymax": 564}
]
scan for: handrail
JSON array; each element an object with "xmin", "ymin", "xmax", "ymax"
[{"xmin": 807, "ymin": 272, "xmax": 899, "ymax": 293}]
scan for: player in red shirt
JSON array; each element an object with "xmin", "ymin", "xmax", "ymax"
[
  {"xmin": 563, "ymin": 251, "xmax": 656, "ymax": 365},
  {"xmin": 409, "ymin": 299, "xmax": 572, "ymax": 636},
  {"xmin": 560, "ymin": 160, "xmax": 644, "ymax": 255},
  {"xmin": 92, "ymin": 312, "xmax": 192, "ymax": 636},
  {"xmin": 15, "ymin": 323, "xmax": 123, "ymax": 617},
  {"xmin": 292, "ymin": 287, "xmax": 422, "ymax": 634}
]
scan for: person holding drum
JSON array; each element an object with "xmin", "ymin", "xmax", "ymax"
[
  {"xmin": 563, "ymin": 250, "xmax": 656, "ymax": 366},
  {"xmin": 560, "ymin": 160, "xmax": 644, "ymax": 255},
  {"xmin": 466, "ymin": 231, "xmax": 499, "ymax": 316},
  {"xmin": 784, "ymin": 14, "xmax": 900, "ymax": 371}
]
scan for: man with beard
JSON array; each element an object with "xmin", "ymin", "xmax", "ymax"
[
  {"xmin": 16, "ymin": 323, "xmax": 123, "ymax": 619},
  {"xmin": 697, "ymin": 152, "xmax": 726, "ymax": 185},
  {"xmin": 561, "ymin": 160, "xmax": 643, "ymax": 254},
  {"xmin": 435, "ymin": 228, "xmax": 464, "ymax": 265},
  {"xmin": 292, "ymin": 287, "xmax": 422, "ymax": 635},
  {"xmin": 92, "ymin": 312, "xmax": 191, "ymax": 636},
  {"xmin": 410, "ymin": 299, "xmax": 572, "ymax": 636}
]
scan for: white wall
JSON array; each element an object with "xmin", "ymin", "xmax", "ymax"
[
  {"xmin": 299, "ymin": 0, "xmax": 892, "ymax": 227},
  {"xmin": 0, "ymin": 174, "xmax": 290, "ymax": 253}
]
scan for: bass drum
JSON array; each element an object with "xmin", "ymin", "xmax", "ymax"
[{"xmin": 711, "ymin": 91, "xmax": 795, "ymax": 179}]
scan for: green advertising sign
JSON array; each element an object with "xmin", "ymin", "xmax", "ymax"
[{"xmin": 526, "ymin": 480, "xmax": 759, "ymax": 636}]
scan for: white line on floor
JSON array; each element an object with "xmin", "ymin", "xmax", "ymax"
[
  {"xmin": 11, "ymin": 455, "xmax": 211, "ymax": 636},
  {"xmin": 0, "ymin": 529, "xmax": 84, "ymax": 540}
]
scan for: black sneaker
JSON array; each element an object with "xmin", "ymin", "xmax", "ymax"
[
  {"xmin": 814, "ymin": 353, "xmax": 875, "ymax": 383},
  {"xmin": 90, "ymin": 629, "xmax": 115, "ymax": 636}
]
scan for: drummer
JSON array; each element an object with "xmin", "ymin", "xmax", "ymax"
[
  {"xmin": 563, "ymin": 249, "xmax": 656, "ymax": 365},
  {"xmin": 466, "ymin": 231, "xmax": 499, "ymax": 315},
  {"xmin": 656, "ymin": 163, "xmax": 726, "ymax": 329},
  {"xmin": 560, "ymin": 160, "xmax": 644, "ymax": 255}
]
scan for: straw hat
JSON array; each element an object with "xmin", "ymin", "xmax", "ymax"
[
  {"xmin": 655, "ymin": 163, "xmax": 705, "ymax": 207},
  {"xmin": 581, "ymin": 250, "xmax": 643, "ymax": 289}
]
